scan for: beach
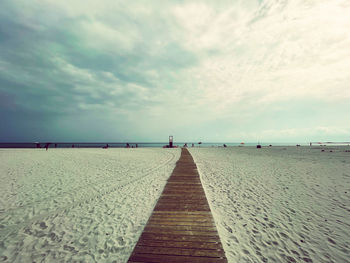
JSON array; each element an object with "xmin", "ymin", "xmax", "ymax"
[
  {"xmin": 0, "ymin": 148, "xmax": 180, "ymax": 262},
  {"xmin": 1, "ymin": 146, "xmax": 349, "ymax": 262},
  {"xmin": 189, "ymin": 146, "xmax": 350, "ymax": 262}
]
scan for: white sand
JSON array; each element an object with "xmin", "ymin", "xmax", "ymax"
[
  {"xmin": 189, "ymin": 146, "xmax": 350, "ymax": 263},
  {"xmin": 0, "ymin": 148, "xmax": 180, "ymax": 262},
  {"xmin": 2, "ymin": 146, "xmax": 349, "ymax": 262}
]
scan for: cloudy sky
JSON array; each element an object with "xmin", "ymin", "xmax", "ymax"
[{"xmin": 1, "ymin": 0, "xmax": 350, "ymax": 143}]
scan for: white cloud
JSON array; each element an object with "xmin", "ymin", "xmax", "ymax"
[
  {"xmin": 79, "ymin": 19, "xmax": 140, "ymax": 53},
  {"xmin": 174, "ymin": 0, "xmax": 350, "ymax": 113}
]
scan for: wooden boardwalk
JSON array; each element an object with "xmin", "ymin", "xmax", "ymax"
[{"xmin": 128, "ymin": 148, "xmax": 227, "ymax": 263}]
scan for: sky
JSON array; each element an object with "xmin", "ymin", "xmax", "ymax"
[{"xmin": 1, "ymin": 0, "xmax": 350, "ymax": 143}]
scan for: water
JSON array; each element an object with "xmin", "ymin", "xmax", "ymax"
[{"xmin": 0, "ymin": 142, "xmax": 311, "ymax": 148}]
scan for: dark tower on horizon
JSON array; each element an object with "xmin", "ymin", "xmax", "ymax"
[{"xmin": 169, "ymin": 135, "xmax": 173, "ymax": 148}]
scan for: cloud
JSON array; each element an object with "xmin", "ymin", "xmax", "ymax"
[
  {"xmin": 173, "ymin": 0, "xmax": 350, "ymax": 108},
  {"xmin": 1, "ymin": 0, "xmax": 350, "ymax": 142}
]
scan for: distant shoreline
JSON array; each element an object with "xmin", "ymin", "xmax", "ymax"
[{"xmin": 1, "ymin": 142, "xmax": 349, "ymax": 148}]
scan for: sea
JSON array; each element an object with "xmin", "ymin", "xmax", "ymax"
[{"xmin": 0, "ymin": 142, "xmax": 315, "ymax": 148}]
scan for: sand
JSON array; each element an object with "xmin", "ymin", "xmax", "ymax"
[
  {"xmin": 189, "ymin": 146, "xmax": 350, "ymax": 263},
  {"xmin": 2, "ymin": 146, "xmax": 350, "ymax": 262},
  {"xmin": 0, "ymin": 148, "xmax": 180, "ymax": 262}
]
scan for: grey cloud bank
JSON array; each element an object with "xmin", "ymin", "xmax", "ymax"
[{"xmin": 1, "ymin": 0, "xmax": 349, "ymax": 142}]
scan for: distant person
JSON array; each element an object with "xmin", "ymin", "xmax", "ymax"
[
  {"xmin": 223, "ymin": 144, "xmax": 227, "ymax": 147},
  {"xmin": 36, "ymin": 143, "xmax": 40, "ymax": 148},
  {"xmin": 126, "ymin": 143, "xmax": 130, "ymax": 148},
  {"xmin": 192, "ymin": 143, "xmax": 194, "ymax": 147},
  {"xmin": 55, "ymin": 143, "xmax": 57, "ymax": 148},
  {"xmin": 45, "ymin": 143, "xmax": 49, "ymax": 151},
  {"xmin": 72, "ymin": 144, "xmax": 74, "ymax": 148},
  {"xmin": 184, "ymin": 143, "xmax": 187, "ymax": 147},
  {"xmin": 136, "ymin": 144, "xmax": 138, "ymax": 148}
]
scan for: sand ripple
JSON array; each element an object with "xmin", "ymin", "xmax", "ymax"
[
  {"xmin": 190, "ymin": 146, "xmax": 350, "ymax": 263},
  {"xmin": 0, "ymin": 148, "xmax": 180, "ymax": 262}
]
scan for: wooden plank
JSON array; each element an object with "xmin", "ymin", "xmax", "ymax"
[
  {"xmin": 147, "ymin": 221, "xmax": 215, "ymax": 227},
  {"xmin": 136, "ymin": 240, "xmax": 223, "ymax": 250},
  {"xmin": 127, "ymin": 148, "xmax": 227, "ymax": 263},
  {"xmin": 149, "ymin": 216, "xmax": 214, "ymax": 222},
  {"xmin": 128, "ymin": 254, "xmax": 227, "ymax": 263},
  {"xmin": 152, "ymin": 211, "xmax": 212, "ymax": 215},
  {"xmin": 168, "ymin": 176, "xmax": 201, "ymax": 181},
  {"xmin": 157, "ymin": 200, "xmax": 208, "ymax": 204},
  {"xmin": 157, "ymin": 200, "xmax": 207, "ymax": 204},
  {"xmin": 158, "ymin": 198, "xmax": 207, "ymax": 202},
  {"xmin": 154, "ymin": 206, "xmax": 211, "ymax": 211},
  {"xmin": 163, "ymin": 189, "xmax": 204, "ymax": 193},
  {"xmin": 154, "ymin": 204, "xmax": 210, "ymax": 210},
  {"xmin": 142, "ymin": 229, "xmax": 218, "ymax": 237},
  {"xmin": 166, "ymin": 182, "xmax": 202, "ymax": 184},
  {"xmin": 162, "ymin": 190, "xmax": 205, "ymax": 194},
  {"xmin": 143, "ymin": 224, "xmax": 217, "ymax": 232},
  {"xmin": 139, "ymin": 233, "xmax": 221, "ymax": 242},
  {"xmin": 156, "ymin": 201, "xmax": 209, "ymax": 206},
  {"xmin": 164, "ymin": 185, "xmax": 204, "ymax": 190},
  {"xmin": 158, "ymin": 196, "xmax": 207, "ymax": 200},
  {"xmin": 132, "ymin": 246, "xmax": 225, "ymax": 257},
  {"xmin": 154, "ymin": 204, "xmax": 210, "ymax": 209},
  {"xmin": 149, "ymin": 217, "xmax": 214, "ymax": 223},
  {"xmin": 159, "ymin": 194, "xmax": 207, "ymax": 199}
]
